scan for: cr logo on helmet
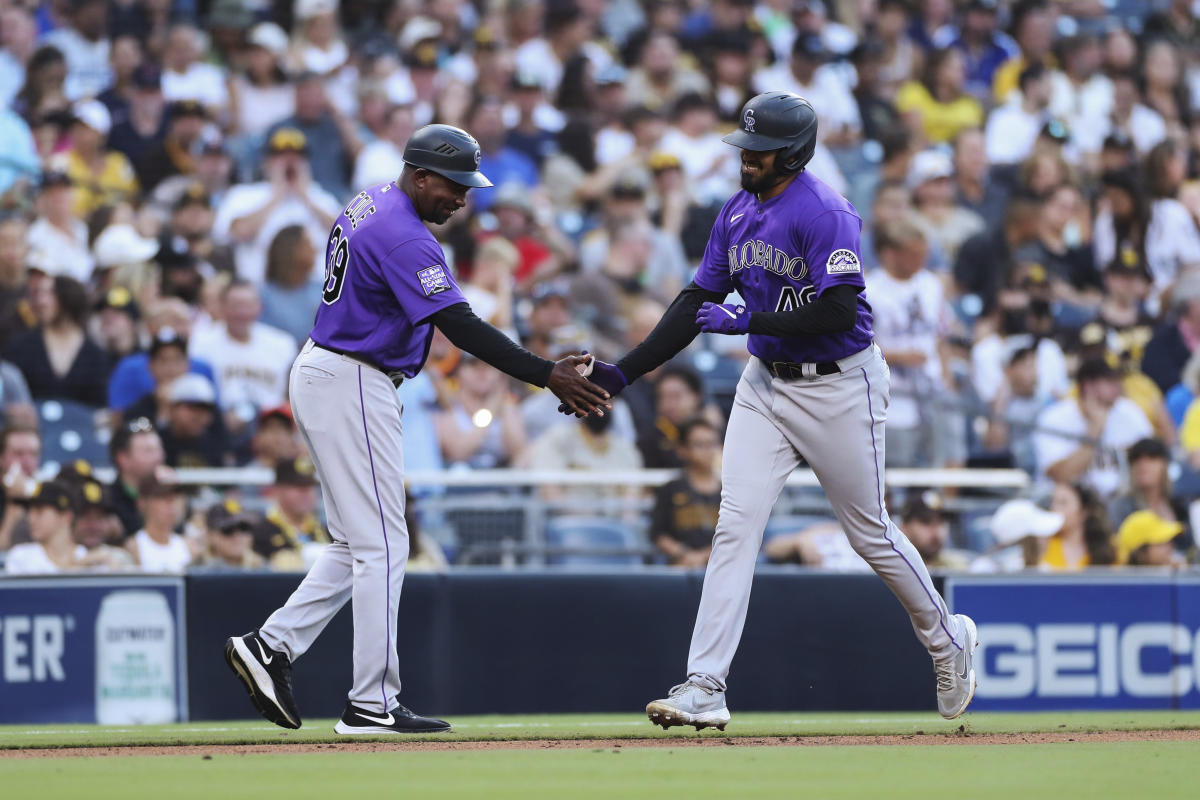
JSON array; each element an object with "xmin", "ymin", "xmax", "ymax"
[{"xmin": 743, "ymin": 109, "xmax": 756, "ymax": 133}]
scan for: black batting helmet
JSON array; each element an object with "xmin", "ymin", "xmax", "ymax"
[
  {"xmin": 402, "ymin": 124, "xmax": 494, "ymax": 188},
  {"xmin": 721, "ymin": 91, "xmax": 818, "ymax": 175}
]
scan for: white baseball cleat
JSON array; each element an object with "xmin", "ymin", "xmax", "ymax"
[
  {"xmin": 646, "ymin": 681, "xmax": 731, "ymax": 731},
  {"xmin": 935, "ymin": 614, "xmax": 979, "ymax": 720}
]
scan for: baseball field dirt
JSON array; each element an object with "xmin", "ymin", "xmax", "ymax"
[{"xmin": 1, "ymin": 712, "xmax": 1196, "ymax": 800}]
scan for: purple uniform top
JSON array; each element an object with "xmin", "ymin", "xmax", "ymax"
[
  {"xmin": 309, "ymin": 183, "xmax": 466, "ymax": 376},
  {"xmin": 694, "ymin": 170, "xmax": 874, "ymax": 364}
]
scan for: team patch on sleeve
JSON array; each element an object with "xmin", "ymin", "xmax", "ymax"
[
  {"xmin": 416, "ymin": 264, "xmax": 451, "ymax": 295},
  {"xmin": 825, "ymin": 249, "xmax": 861, "ymax": 274}
]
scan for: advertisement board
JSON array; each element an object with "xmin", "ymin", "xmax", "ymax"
[
  {"xmin": 0, "ymin": 577, "xmax": 187, "ymax": 723},
  {"xmin": 947, "ymin": 574, "xmax": 1200, "ymax": 710}
]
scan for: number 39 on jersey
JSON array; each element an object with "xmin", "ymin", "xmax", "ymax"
[{"xmin": 322, "ymin": 191, "xmax": 378, "ymax": 305}]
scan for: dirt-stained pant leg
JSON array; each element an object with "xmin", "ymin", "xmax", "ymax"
[
  {"xmin": 687, "ymin": 361, "xmax": 800, "ymax": 692},
  {"xmin": 772, "ymin": 348, "xmax": 962, "ymax": 660},
  {"xmin": 258, "ymin": 342, "xmax": 409, "ymax": 714}
]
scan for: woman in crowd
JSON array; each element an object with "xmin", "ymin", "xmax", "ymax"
[
  {"xmin": 1043, "ymin": 482, "xmax": 1117, "ymax": 570},
  {"xmin": 1142, "ymin": 140, "xmax": 1200, "ymax": 293},
  {"xmin": 4, "ymin": 274, "xmax": 109, "ymax": 407},
  {"xmin": 227, "ymin": 23, "xmax": 295, "ymax": 139},
  {"xmin": 1109, "ymin": 438, "xmax": 1187, "ymax": 534},
  {"xmin": 259, "ymin": 225, "xmax": 320, "ymax": 345},
  {"xmin": 896, "ymin": 47, "xmax": 984, "ymax": 146}
]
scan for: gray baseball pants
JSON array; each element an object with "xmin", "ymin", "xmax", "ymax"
[
  {"xmin": 687, "ymin": 346, "xmax": 965, "ymax": 692},
  {"xmin": 259, "ymin": 340, "xmax": 408, "ymax": 714}
]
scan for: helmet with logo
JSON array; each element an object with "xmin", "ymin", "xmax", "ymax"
[
  {"xmin": 721, "ymin": 91, "xmax": 818, "ymax": 175},
  {"xmin": 402, "ymin": 124, "xmax": 493, "ymax": 188}
]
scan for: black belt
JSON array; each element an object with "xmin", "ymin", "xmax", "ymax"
[
  {"xmin": 765, "ymin": 360, "xmax": 841, "ymax": 380},
  {"xmin": 312, "ymin": 342, "xmax": 405, "ymax": 388}
]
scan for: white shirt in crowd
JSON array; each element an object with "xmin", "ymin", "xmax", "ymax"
[
  {"xmin": 230, "ymin": 76, "xmax": 295, "ymax": 138},
  {"xmin": 971, "ymin": 334, "xmax": 1069, "ymax": 406},
  {"xmin": 353, "ymin": 140, "xmax": 405, "ymax": 191},
  {"xmin": 41, "ymin": 27, "xmax": 110, "ymax": 100},
  {"xmin": 752, "ymin": 62, "xmax": 860, "ymax": 141},
  {"xmin": 984, "ymin": 99, "xmax": 1045, "ymax": 165},
  {"xmin": 657, "ymin": 126, "xmax": 739, "ymax": 205},
  {"xmin": 132, "ymin": 530, "xmax": 192, "ymax": 573},
  {"xmin": 2, "ymin": 542, "xmax": 65, "ymax": 575},
  {"xmin": 1075, "ymin": 105, "xmax": 1167, "ymax": 157},
  {"xmin": 1033, "ymin": 396, "xmax": 1153, "ymax": 497},
  {"xmin": 162, "ymin": 62, "xmax": 229, "ymax": 111},
  {"xmin": 1145, "ymin": 198, "xmax": 1200, "ymax": 290},
  {"xmin": 867, "ymin": 268, "xmax": 951, "ymax": 430},
  {"xmin": 213, "ymin": 181, "xmax": 340, "ymax": 284},
  {"xmin": 26, "ymin": 216, "xmax": 93, "ymax": 283},
  {"xmin": 1048, "ymin": 72, "xmax": 1113, "ymax": 126},
  {"xmin": 189, "ymin": 321, "xmax": 297, "ymax": 412}
]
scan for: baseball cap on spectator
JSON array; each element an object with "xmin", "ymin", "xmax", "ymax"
[
  {"xmin": 532, "ymin": 279, "xmax": 570, "ymax": 306},
  {"xmin": 295, "ymin": 0, "xmax": 337, "ymax": 19},
  {"xmin": 399, "ymin": 16, "xmax": 442, "ymax": 53},
  {"xmin": 1127, "ymin": 437, "xmax": 1169, "ymax": 463},
  {"xmin": 198, "ymin": 132, "xmax": 228, "ymax": 158},
  {"xmin": 1039, "ymin": 119, "xmax": 1070, "ymax": 145},
  {"xmin": 93, "ymin": 224, "xmax": 160, "ymax": 269},
  {"xmin": 248, "ymin": 22, "xmax": 289, "ymax": 58},
  {"xmin": 492, "ymin": 182, "xmax": 534, "ymax": 216},
  {"xmin": 549, "ymin": 324, "xmax": 590, "ymax": 357},
  {"xmin": 964, "ymin": 0, "xmax": 999, "ymax": 12},
  {"xmin": 511, "ymin": 69, "xmax": 543, "ymax": 92},
  {"xmin": 266, "ymin": 127, "xmax": 309, "ymax": 156},
  {"xmin": 648, "ymin": 151, "xmax": 682, "ymax": 173},
  {"xmin": 1104, "ymin": 244, "xmax": 1150, "ymax": 280},
  {"xmin": 21, "ymin": 480, "xmax": 78, "ymax": 513},
  {"xmin": 78, "ymin": 478, "xmax": 115, "ymax": 513},
  {"xmin": 990, "ymin": 499, "xmax": 1064, "ymax": 546},
  {"xmin": 39, "ymin": 170, "xmax": 72, "ymax": 192},
  {"xmin": 906, "ymin": 149, "xmax": 954, "ymax": 190},
  {"xmin": 1076, "ymin": 357, "xmax": 1120, "ymax": 384},
  {"xmin": 275, "ymin": 456, "xmax": 318, "ymax": 487},
  {"xmin": 96, "ymin": 285, "xmax": 140, "ymax": 321},
  {"xmin": 259, "ymin": 404, "xmax": 294, "ymax": 428},
  {"xmin": 610, "ymin": 169, "xmax": 650, "ymax": 199},
  {"xmin": 169, "ymin": 99, "xmax": 207, "ymax": 120},
  {"xmin": 174, "ymin": 182, "xmax": 211, "ymax": 211},
  {"xmin": 850, "ymin": 37, "xmax": 887, "ymax": 64},
  {"xmin": 131, "ymin": 62, "xmax": 162, "ymax": 91},
  {"xmin": 149, "ymin": 326, "xmax": 188, "ymax": 358},
  {"xmin": 168, "ymin": 373, "xmax": 218, "ymax": 407},
  {"xmin": 72, "ymin": 99, "xmax": 111, "ymax": 135},
  {"xmin": 206, "ymin": 499, "xmax": 257, "ymax": 533},
  {"xmin": 594, "ymin": 64, "xmax": 628, "ymax": 87},
  {"xmin": 1116, "ymin": 511, "xmax": 1181, "ymax": 563},
  {"xmin": 900, "ymin": 490, "xmax": 944, "ymax": 524},
  {"xmin": 473, "ymin": 25, "xmax": 501, "ymax": 51},
  {"xmin": 209, "ymin": 0, "xmax": 254, "ymax": 28},
  {"xmin": 56, "ymin": 459, "xmax": 95, "ymax": 484},
  {"xmin": 1102, "ymin": 131, "xmax": 1134, "ymax": 153},
  {"xmin": 792, "ymin": 33, "xmax": 829, "ymax": 62},
  {"xmin": 138, "ymin": 474, "xmax": 182, "ymax": 499}
]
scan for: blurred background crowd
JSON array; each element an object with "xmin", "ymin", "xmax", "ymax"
[{"xmin": 1, "ymin": 0, "xmax": 1199, "ymax": 575}]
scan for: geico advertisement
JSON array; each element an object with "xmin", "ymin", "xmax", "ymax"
[
  {"xmin": 947, "ymin": 576, "xmax": 1200, "ymax": 710},
  {"xmin": 0, "ymin": 578, "xmax": 186, "ymax": 724}
]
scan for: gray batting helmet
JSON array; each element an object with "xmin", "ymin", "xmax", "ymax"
[
  {"xmin": 721, "ymin": 91, "xmax": 818, "ymax": 175},
  {"xmin": 402, "ymin": 124, "xmax": 494, "ymax": 188}
]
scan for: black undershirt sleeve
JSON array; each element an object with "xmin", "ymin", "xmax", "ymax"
[
  {"xmin": 616, "ymin": 282, "xmax": 728, "ymax": 383},
  {"xmin": 431, "ymin": 303, "xmax": 555, "ymax": 387},
  {"xmin": 747, "ymin": 283, "xmax": 860, "ymax": 337}
]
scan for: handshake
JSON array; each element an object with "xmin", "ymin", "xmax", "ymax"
[{"xmin": 551, "ymin": 354, "xmax": 628, "ymax": 417}]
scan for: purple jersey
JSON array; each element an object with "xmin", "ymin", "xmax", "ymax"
[
  {"xmin": 694, "ymin": 171, "xmax": 874, "ymax": 364},
  {"xmin": 309, "ymin": 183, "xmax": 466, "ymax": 376}
]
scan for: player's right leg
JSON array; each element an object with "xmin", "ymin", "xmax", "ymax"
[{"xmin": 647, "ymin": 363, "xmax": 798, "ymax": 730}]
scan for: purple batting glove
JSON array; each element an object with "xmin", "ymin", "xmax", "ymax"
[
  {"xmin": 558, "ymin": 359, "xmax": 628, "ymax": 415},
  {"xmin": 696, "ymin": 302, "xmax": 750, "ymax": 335}
]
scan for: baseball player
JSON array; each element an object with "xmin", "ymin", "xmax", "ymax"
[
  {"xmin": 224, "ymin": 124, "xmax": 611, "ymax": 734},
  {"xmin": 580, "ymin": 92, "xmax": 978, "ymax": 728}
]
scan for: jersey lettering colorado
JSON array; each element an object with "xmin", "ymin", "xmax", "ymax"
[
  {"xmin": 694, "ymin": 171, "xmax": 874, "ymax": 364},
  {"xmin": 309, "ymin": 183, "xmax": 467, "ymax": 376}
]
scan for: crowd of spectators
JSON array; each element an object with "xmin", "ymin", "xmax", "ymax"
[{"xmin": 2, "ymin": 0, "xmax": 1200, "ymax": 574}]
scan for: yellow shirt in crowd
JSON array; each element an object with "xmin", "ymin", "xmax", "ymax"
[
  {"xmin": 1039, "ymin": 535, "xmax": 1091, "ymax": 571},
  {"xmin": 62, "ymin": 149, "xmax": 140, "ymax": 217},
  {"xmin": 895, "ymin": 81, "xmax": 984, "ymax": 144}
]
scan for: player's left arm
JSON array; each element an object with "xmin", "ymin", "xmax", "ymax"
[{"xmin": 744, "ymin": 209, "xmax": 865, "ymax": 336}]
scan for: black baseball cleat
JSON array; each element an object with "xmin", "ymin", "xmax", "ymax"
[
  {"xmin": 224, "ymin": 631, "xmax": 302, "ymax": 730},
  {"xmin": 334, "ymin": 702, "xmax": 452, "ymax": 735}
]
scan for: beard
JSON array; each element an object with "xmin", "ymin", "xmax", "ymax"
[{"xmin": 740, "ymin": 164, "xmax": 788, "ymax": 194}]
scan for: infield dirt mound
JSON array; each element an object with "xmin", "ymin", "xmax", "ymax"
[{"xmin": 4, "ymin": 729, "xmax": 1198, "ymax": 758}]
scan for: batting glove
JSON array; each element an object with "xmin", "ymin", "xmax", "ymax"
[
  {"xmin": 696, "ymin": 302, "xmax": 750, "ymax": 335},
  {"xmin": 558, "ymin": 359, "xmax": 628, "ymax": 415}
]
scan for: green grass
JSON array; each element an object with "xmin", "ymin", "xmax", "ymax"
[
  {"xmin": 1, "ymin": 742, "xmax": 1196, "ymax": 800},
  {"xmin": 1, "ymin": 710, "xmax": 1198, "ymax": 749}
]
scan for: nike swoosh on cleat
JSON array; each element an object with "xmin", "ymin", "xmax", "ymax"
[
  {"xmin": 357, "ymin": 711, "xmax": 395, "ymax": 725},
  {"xmin": 254, "ymin": 639, "xmax": 273, "ymax": 665},
  {"xmin": 730, "ymin": 213, "xmax": 745, "ymax": 223},
  {"xmin": 718, "ymin": 306, "xmax": 738, "ymax": 319}
]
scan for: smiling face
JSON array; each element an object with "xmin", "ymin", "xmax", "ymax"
[
  {"xmin": 413, "ymin": 169, "xmax": 470, "ymax": 225},
  {"xmin": 739, "ymin": 147, "xmax": 786, "ymax": 194}
]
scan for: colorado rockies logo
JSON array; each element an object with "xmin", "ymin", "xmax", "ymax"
[
  {"xmin": 473, "ymin": 148, "xmax": 481, "ymax": 167},
  {"xmin": 743, "ymin": 109, "xmax": 756, "ymax": 133}
]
